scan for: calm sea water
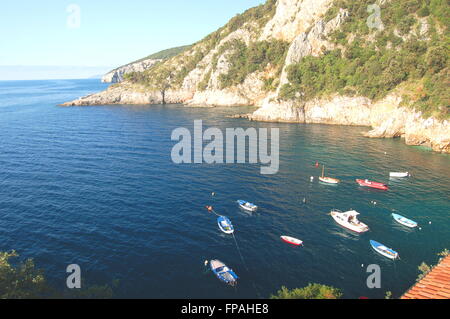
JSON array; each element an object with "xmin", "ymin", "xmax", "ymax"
[{"xmin": 0, "ymin": 79, "xmax": 448, "ymax": 299}]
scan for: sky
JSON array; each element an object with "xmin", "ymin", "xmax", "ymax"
[{"xmin": 0, "ymin": 0, "xmax": 265, "ymax": 79}]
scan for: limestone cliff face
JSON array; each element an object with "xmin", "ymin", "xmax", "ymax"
[
  {"xmin": 251, "ymin": 93, "xmax": 450, "ymax": 153},
  {"xmin": 62, "ymin": 0, "xmax": 449, "ymax": 153},
  {"xmin": 259, "ymin": 0, "xmax": 333, "ymax": 42},
  {"xmin": 101, "ymin": 58, "xmax": 161, "ymax": 83}
]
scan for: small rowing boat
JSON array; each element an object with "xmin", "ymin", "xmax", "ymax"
[
  {"xmin": 210, "ymin": 260, "xmax": 238, "ymax": 286},
  {"xmin": 392, "ymin": 213, "xmax": 418, "ymax": 228},
  {"xmin": 370, "ymin": 240, "xmax": 399, "ymax": 260},
  {"xmin": 281, "ymin": 236, "xmax": 304, "ymax": 246},
  {"xmin": 390, "ymin": 172, "xmax": 411, "ymax": 178},
  {"xmin": 217, "ymin": 216, "xmax": 234, "ymax": 234},
  {"xmin": 237, "ymin": 200, "xmax": 258, "ymax": 212},
  {"xmin": 331, "ymin": 210, "xmax": 369, "ymax": 233},
  {"xmin": 319, "ymin": 165, "xmax": 340, "ymax": 184},
  {"xmin": 356, "ymin": 179, "xmax": 389, "ymax": 190}
]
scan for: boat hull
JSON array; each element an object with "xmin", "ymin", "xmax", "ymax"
[
  {"xmin": 390, "ymin": 172, "xmax": 410, "ymax": 178},
  {"xmin": 237, "ymin": 200, "xmax": 258, "ymax": 212},
  {"xmin": 370, "ymin": 241, "xmax": 399, "ymax": 260},
  {"xmin": 356, "ymin": 179, "xmax": 389, "ymax": 190},
  {"xmin": 210, "ymin": 260, "xmax": 238, "ymax": 286},
  {"xmin": 217, "ymin": 216, "xmax": 234, "ymax": 234},
  {"xmin": 392, "ymin": 213, "xmax": 418, "ymax": 228},
  {"xmin": 319, "ymin": 177, "xmax": 340, "ymax": 184},
  {"xmin": 281, "ymin": 236, "xmax": 303, "ymax": 246},
  {"xmin": 331, "ymin": 211, "xmax": 369, "ymax": 233}
]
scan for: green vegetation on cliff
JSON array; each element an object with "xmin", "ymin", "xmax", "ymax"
[
  {"xmin": 196, "ymin": 38, "xmax": 289, "ymax": 91},
  {"xmin": 218, "ymin": 39, "xmax": 290, "ymax": 90},
  {"xmin": 125, "ymin": 0, "xmax": 278, "ymax": 91},
  {"xmin": 281, "ymin": 0, "xmax": 449, "ymax": 119},
  {"xmin": 270, "ymin": 284, "xmax": 343, "ymax": 299},
  {"xmin": 110, "ymin": 45, "xmax": 192, "ymax": 75},
  {"xmin": 124, "ymin": 0, "xmax": 448, "ymax": 119},
  {"xmin": 146, "ymin": 45, "xmax": 193, "ymax": 60}
]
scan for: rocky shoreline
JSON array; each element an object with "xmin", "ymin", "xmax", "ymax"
[{"xmin": 60, "ymin": 86, "xmax": 449, "ymax": 154}]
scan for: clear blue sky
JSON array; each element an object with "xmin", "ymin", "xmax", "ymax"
[{"xmin": 1, "ymin": 0, "xmax": 265, "ymax": 68}]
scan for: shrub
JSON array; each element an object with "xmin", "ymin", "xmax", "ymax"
[
  {"xmin": 218, "ymin": 39, "xmax": 290, "ymax": 89},
  {"xmin": 417, "ymin": 6, "xmax": 431, "ymax": 17},
  {"xmin": 270, "ymin": 284, "xmax": 343, "ymax": 299}
]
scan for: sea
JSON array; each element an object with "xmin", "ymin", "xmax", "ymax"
[{"xmin": 0, "ymin": 79, "xmax": 448, "ymax": 299}]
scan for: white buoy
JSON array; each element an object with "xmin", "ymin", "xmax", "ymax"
[
  {"xmin": 212, "ymin": 192, "xmax": 215, "ymax": 197},
  {"xmin": 429, "ymin": 221, "xmax": 432, "ymax": 225},
  {"xmin": 310, "ymin": 176, "xmax": 314, "ymax": 182}
]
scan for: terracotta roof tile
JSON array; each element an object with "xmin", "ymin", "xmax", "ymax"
[{"xmin": 402, "ymin": 255, "xmax": 450, "ymax": 299}]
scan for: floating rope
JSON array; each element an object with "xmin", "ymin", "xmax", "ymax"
[
  {"xmin": 232, "ymin": 233, "xmax": 262, "ymax": 299},
  {"xmin": 232, "ymin": 233, "xmax": 248, "ymax": 271},
  {"xmin": 206, "ymin": 206, "xmax": 221, "ymax": 217}
]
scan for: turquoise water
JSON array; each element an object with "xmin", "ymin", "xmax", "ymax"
[{"xmin": 0, "ymin": 79, "xmax": 449, "ymax": 299}]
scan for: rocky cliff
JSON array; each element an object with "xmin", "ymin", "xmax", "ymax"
[
  {"xmin": 251, "ymin": 93, "xmax": 450, "ymax": 153},
  {"xmin": 62, "ymin": 0, "xmax": 449, "ymax": 153},
  {"xmin": 101, "ymin": 45, "xmax": 192, "ymax": 83},
  {"xmin": 101, "ymin": 58, "xmax": 161, "ymax": 83}
]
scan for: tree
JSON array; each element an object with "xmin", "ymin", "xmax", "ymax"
[
  {"xmin": 426, "ymin": 46, "xmax": 448, "ymax": 74},
  {"xmin": 0, "ymin": 250, "xmax": 115, "ymax": 299},
  {"xmin": 417, "ymin": 249, "xmax": 449, "ymax": 282},
  {"xmin": 417, "ymin": 262, "xmax": 432, "ymax": 281},
  {"xmin": 438, "ymin": 249, "xmax": 449, "ymax": 258},
  {"xmin": 270, "ymin": 284, "xmax": 343, "ymax": 299},
  {"xmin": 149, "ymin": 66, "xmax": 174, "ymax": 104},
  {"xmin": 417, "ymin": 6, "xmax": 430, "ymax": 17},
  {"xmin": 0, "ymin": 251, "xmax": 51, "ymax": 299}
]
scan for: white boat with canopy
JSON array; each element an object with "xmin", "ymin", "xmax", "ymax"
[{"xmin": 331, "ymin": 210, "xmax": 369, "ymax": 233}]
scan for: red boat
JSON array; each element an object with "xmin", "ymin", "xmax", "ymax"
[
  {"xmin": 356, "ymin": 179, "xmax": 389, "ymax": 190},
  {"xmin": 281, "ymin": 236, "xmax": 304, "ymax": 246}
]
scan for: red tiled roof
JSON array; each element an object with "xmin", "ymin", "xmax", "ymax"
[{"xmin": 402, "ymin": 255, "xmax": 450, "ymax": 299}]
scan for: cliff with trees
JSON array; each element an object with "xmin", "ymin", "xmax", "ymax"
[{"xmin": 63, "ymin": 0, "xmax": 449, "ymax": 153}]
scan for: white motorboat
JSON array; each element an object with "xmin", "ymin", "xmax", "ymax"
[{"xmin": 331, "ymin": 210, "xmax": 369, "ymax": 233}]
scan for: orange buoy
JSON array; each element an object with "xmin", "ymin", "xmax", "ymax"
[{"xmin": 205, "ymin": 206, "xmax": 214, "ymax": 212}]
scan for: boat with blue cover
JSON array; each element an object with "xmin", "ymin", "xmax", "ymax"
[
  {"xmin": 237, "ymin": 200, "xmax": 258, "ymax": 212},
  {"xmin": 392, "ymin": 213, "xmax": 418, "ymax": 228},
  {"xmin": 370, "ymin": 240, "xmax": 399, "ymax": 260},
  {"xmin": 217, "ymin": 216, "xmax": 234, "ymax": 234},
  {"xmin": 210, "ymin": 260, "xmax": 238, "ymax": 286}
]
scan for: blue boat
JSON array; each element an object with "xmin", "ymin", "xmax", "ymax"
[
  {"xmin": 370, "ymin": 240, "xmax": 399, "ymax": 260},
  {"xmin": 210, "ymin": 260, "xmax": 238, "ymax": 286},
  {"xmin": 237, "ymin": 200, "xmax": 258, "ymax": 212},
  {"xmin": 392, "ymin": 213, "xmax": 418, "ymax": 228},
  {"xmin": 217, "ymin": 216, "xmax": 234, "ymax": 234}
]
